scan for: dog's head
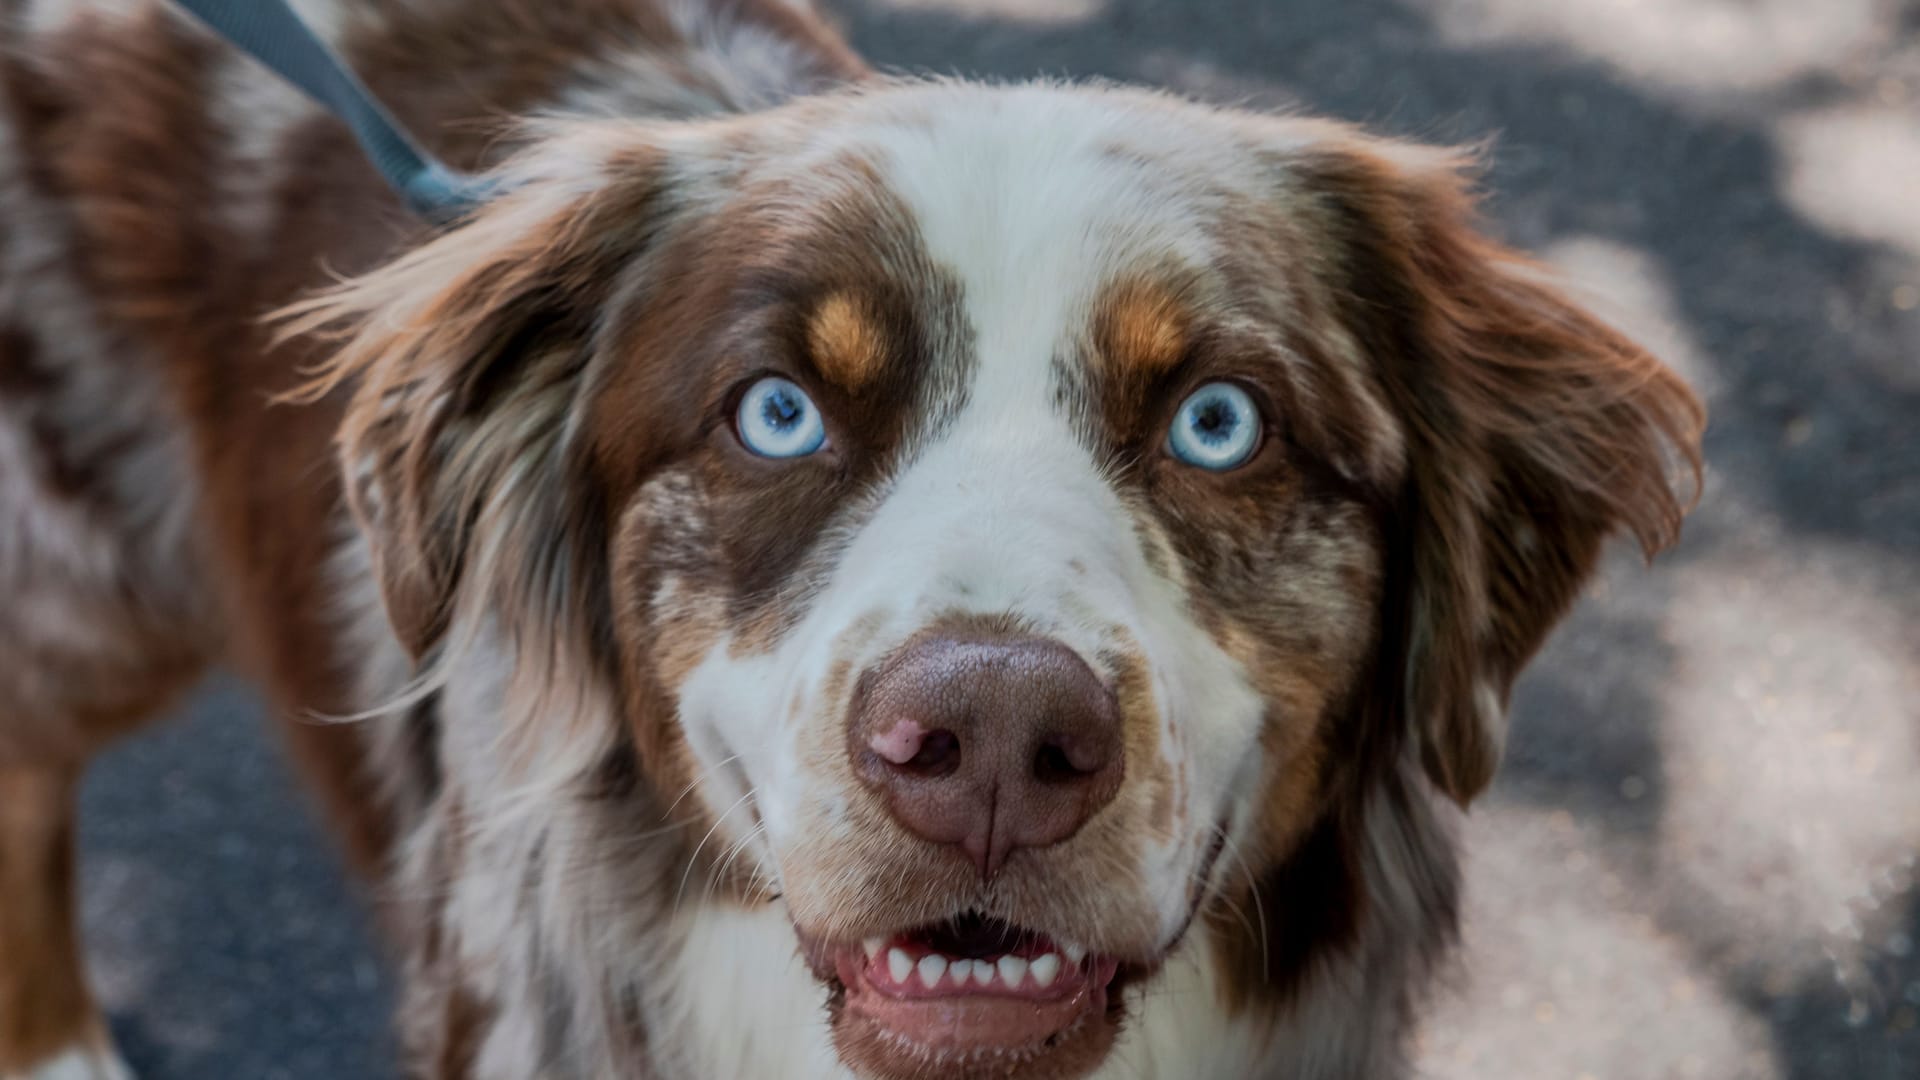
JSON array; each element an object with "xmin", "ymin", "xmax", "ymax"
[{"xmin": 296, "ymin": 83, "xmax": 1701, "ymax": 1079}]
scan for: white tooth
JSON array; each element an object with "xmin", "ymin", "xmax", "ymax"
[
  {"xmin": 971, "ymin": 959, "xmax": 994, "ymax": 986},
  {"xmin": 1063, "ymin": 942, "xmax": 1088, "ymax": 964},
  {"xmin": 996, "ymin": 955, "xmax": 1028, "ymax": 986},
  {"xmin": 864, "ymin": 938, "xmax": 884, "ymax": 961},
  {"xmin": 917, "ymin": 954, "xmax": 948, "ymax": 988},
  {"xmin": 888, "ymin": 949, "xmax": 913, "ymax": 984},
  {"xmin": 1030, "ymin": 953, "xmax": 1061, "ymax": 988}
]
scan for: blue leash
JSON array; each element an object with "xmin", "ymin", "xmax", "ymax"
[{"xmin": 168, "ymin": 0, "xmax": 492, "ymax": 222}]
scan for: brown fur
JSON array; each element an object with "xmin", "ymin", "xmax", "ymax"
[
  {"xmin": 0, "ymin": 768, "xmax": 103, "ymax": 1072},
  {"xmin": 1194, "ymin": 128, "xmax": 1703, "ymax": 1015},
  {"xmin": 0, "ymin": 1, "xmax": 867, "ymax": 1072},
  {"xmin": 1293, "ymin": 136, "xmax": 1704, "ymax": 802}
]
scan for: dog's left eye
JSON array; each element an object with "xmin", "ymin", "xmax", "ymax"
[
  {"xmin": 1167, "ymin": 381, "xmax": 1261, "ymax": 470},
  {"xmin": 735, "ymin": 376, "xmax": 827, "ymax": 458}
]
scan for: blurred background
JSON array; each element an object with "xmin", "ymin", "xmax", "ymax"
[{"xmin": 73, "ymin": 1, "xmax": 1920, "ymax": 1077}]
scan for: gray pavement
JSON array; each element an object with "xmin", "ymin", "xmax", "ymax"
[{"xmin": 77, "ymin": 1, "xmax": 1920, "ymax": 1077}]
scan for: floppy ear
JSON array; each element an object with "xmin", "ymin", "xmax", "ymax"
[
  {"xmin": 1294, "ymin": 136, "xmax": 1704, "ymax": 804},
  {"xmin": 283, "ymin": 134, "xmax": 668, "ymax": 706}
]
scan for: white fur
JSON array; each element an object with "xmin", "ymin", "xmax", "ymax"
[
  {"xmin": 10, "ymin": 1043, "xmax": 135, "ymax": 1080},
  {"xmin": 656, "ymin": 906, "xmax": 848, "ymax": 1078},
  {"xmin": 207, "ymin": 56, "xmax": 318, "ymax": 253},
  {"xmin": 1104, "ymin": 942, "xmax": 1286, "ymax": 1080},
  {"xmin": 22, "ymin": 0, "xmax": 143, "ymax": 37},
  {"xmin": 555, "ymin": 0, "xmax": 842, "ymax": 120}
]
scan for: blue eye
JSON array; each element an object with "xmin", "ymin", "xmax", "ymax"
[
  {"xmin": 1168, "ymin": 382, "xmax": 1260, "ymax": 471},
  {"xmin": 735, "ymin": 376, "xmax": 827, "ymax": 458}
]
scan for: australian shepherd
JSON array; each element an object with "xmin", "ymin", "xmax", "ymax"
[{"xmin": 0, "ymin": 1, "xmax": 1703, "ymax": 1077}]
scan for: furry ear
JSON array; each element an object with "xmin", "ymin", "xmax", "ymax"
[
  {"xmin": 1294, "ymin": 135, "xmax": 1704, "ymax": 804},
  {"xmin": 282, "ymin": 131, "xmax": 668, "ymax": 696}
]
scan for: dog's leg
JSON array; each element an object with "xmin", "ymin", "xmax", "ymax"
[{"xmin": 0, "ymin": 765, "xmax": 132, "ymax": 1080}]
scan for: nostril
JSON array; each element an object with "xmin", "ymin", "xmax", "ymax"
[
  {"xmin": 905, "ymin": 729, "xmax": 961, "ymax": 777},
  {"xmin": 1031, "ymin": 736, "xmax": 1106, "ymax": 784},
  {"xmin": 1032, "ymin": 742, "xmax": 1075, "ymax": 783},
  {"xmin": 868, "ymin": 717, "xmax": 964, "ymax": 777}
]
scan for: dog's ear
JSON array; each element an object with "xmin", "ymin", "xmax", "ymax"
[
  {"xmin": 1289, "ymin": 133, "xmax": 1704, "ymax": 804},
  {"xmin": 283, "ymin": 133, "xmax": 670, "ymax": 691}
]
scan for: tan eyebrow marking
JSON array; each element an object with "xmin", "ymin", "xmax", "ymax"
[
  {"xmin": 1095, "ymin": 278, "xmax": 1191, "ymax": 376},
  {"xmin": 806, "ymin": 291, "xmax": 888, "ymax": 390}
]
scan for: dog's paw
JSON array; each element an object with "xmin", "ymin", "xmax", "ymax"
[{"xmin": 7, "ymin": 1042, "xmax": 135, "ymax": 1080}]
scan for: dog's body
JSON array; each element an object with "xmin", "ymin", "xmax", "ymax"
[{"xmin": 0, "ymin": 2, "xmax": 1703, "ymax": 1078}]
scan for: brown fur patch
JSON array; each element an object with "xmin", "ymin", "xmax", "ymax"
[
  {"xmin": 806, "ymin": 291, "xmax": 890, "ymax": 391},
  {"xmin": 1093, "ymin": 278, "xmax": 1190, "ymax": 376}
]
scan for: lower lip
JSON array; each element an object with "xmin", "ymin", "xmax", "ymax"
[{"xmin": 834, "ymin": 943, "xmax": 1120, "ymax": 1055}]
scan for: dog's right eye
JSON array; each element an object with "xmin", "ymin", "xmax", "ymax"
[{"xmin": 735, "ymin": 376, "xmax": 828, "ymax": 458}]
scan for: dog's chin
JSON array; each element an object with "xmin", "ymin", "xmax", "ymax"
[{"xmin": 799, "ymin": 913, "xmax": 1134, "ymax": 1080}]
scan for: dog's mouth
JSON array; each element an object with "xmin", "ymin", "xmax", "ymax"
[{"xmin": 805, "ymin": 912, "xmax": 1129, "ymax": 1077}]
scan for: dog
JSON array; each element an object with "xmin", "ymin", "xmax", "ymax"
[{"xmin": 0, "ymin": 1, "xmax": 1704, "ymax": 1077}]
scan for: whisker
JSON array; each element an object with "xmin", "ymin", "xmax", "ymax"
[
  {"xmin": 1213, "ymin": 822, "xmax": 1271, "ymax": 983},
  {"xmin": 661, "ymin": 752, "xmax": 742, "ymax": 822},
  {"xmin": 673, "ymin": 786, "xmax": 759, "ymax": 918},
  {"xmin": 705, "ymin": 821, "xmax": 768, "ymax": 906}
]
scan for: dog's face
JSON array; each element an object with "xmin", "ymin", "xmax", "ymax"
[{"xmin": 301, "ymin": 84, "xmax": 1700, "ymax": 1079}]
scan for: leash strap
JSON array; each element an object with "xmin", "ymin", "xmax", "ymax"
[{"xmin": 168, "ymin": 0, "xmax": 490, "ymax": 221}]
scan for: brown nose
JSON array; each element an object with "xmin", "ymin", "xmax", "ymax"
[{"xmin": 849, "ymin": 631, "xmax": 1124, "ymax": 878}]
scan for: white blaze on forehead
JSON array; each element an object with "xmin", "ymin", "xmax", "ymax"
[
  {"xmin": 809, "ymin": 89, "xmax": 1227, "ymax": 618},
  {"xmin": 864, "ymin": 88, "xmax": 1217, "ymax": 424}
]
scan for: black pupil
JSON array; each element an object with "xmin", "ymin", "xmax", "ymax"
[
  {"xmin": 762, "ymin": 388, "xmax": 801, "ymax": 429},
  {"xmin": 1194, "ymin": 398, "xmax": 1235, "ymax": 441}
]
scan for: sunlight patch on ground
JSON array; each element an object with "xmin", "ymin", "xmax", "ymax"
[
  {"xmin": 1426, "ymin": 0, "xmax": 1892, "ymax": 97},
  {"xmin": 1656, "ymin": 543, "xmax": 1920, "ymax": 993},
  {"xmin": 1540, "ymin": 235, "xmax": 1721, "ymax": 401},
  {"xmin": 1778, "ymin": 103, "xmax": 1920, "ymax": 260},
  {"xmin": 1420, "ymin": 802, "xmax": 1781, "ymax": 1080},
  {"xmin": 81, "ymin": 855, "xmax": 225, "ymax": 1059},
  {"xmin": 81, "ymin": 855, "xmax": 164, "ymax": 1012}
]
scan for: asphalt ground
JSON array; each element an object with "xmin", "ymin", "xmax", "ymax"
[{"xmin": 76, "ymin": 1, "xmax": 1920, "ymax": 1077}]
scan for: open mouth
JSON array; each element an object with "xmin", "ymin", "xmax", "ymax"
[{"xmin": 814, "ymin": 912, "xmax": 1126, "ymax": 1076}]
